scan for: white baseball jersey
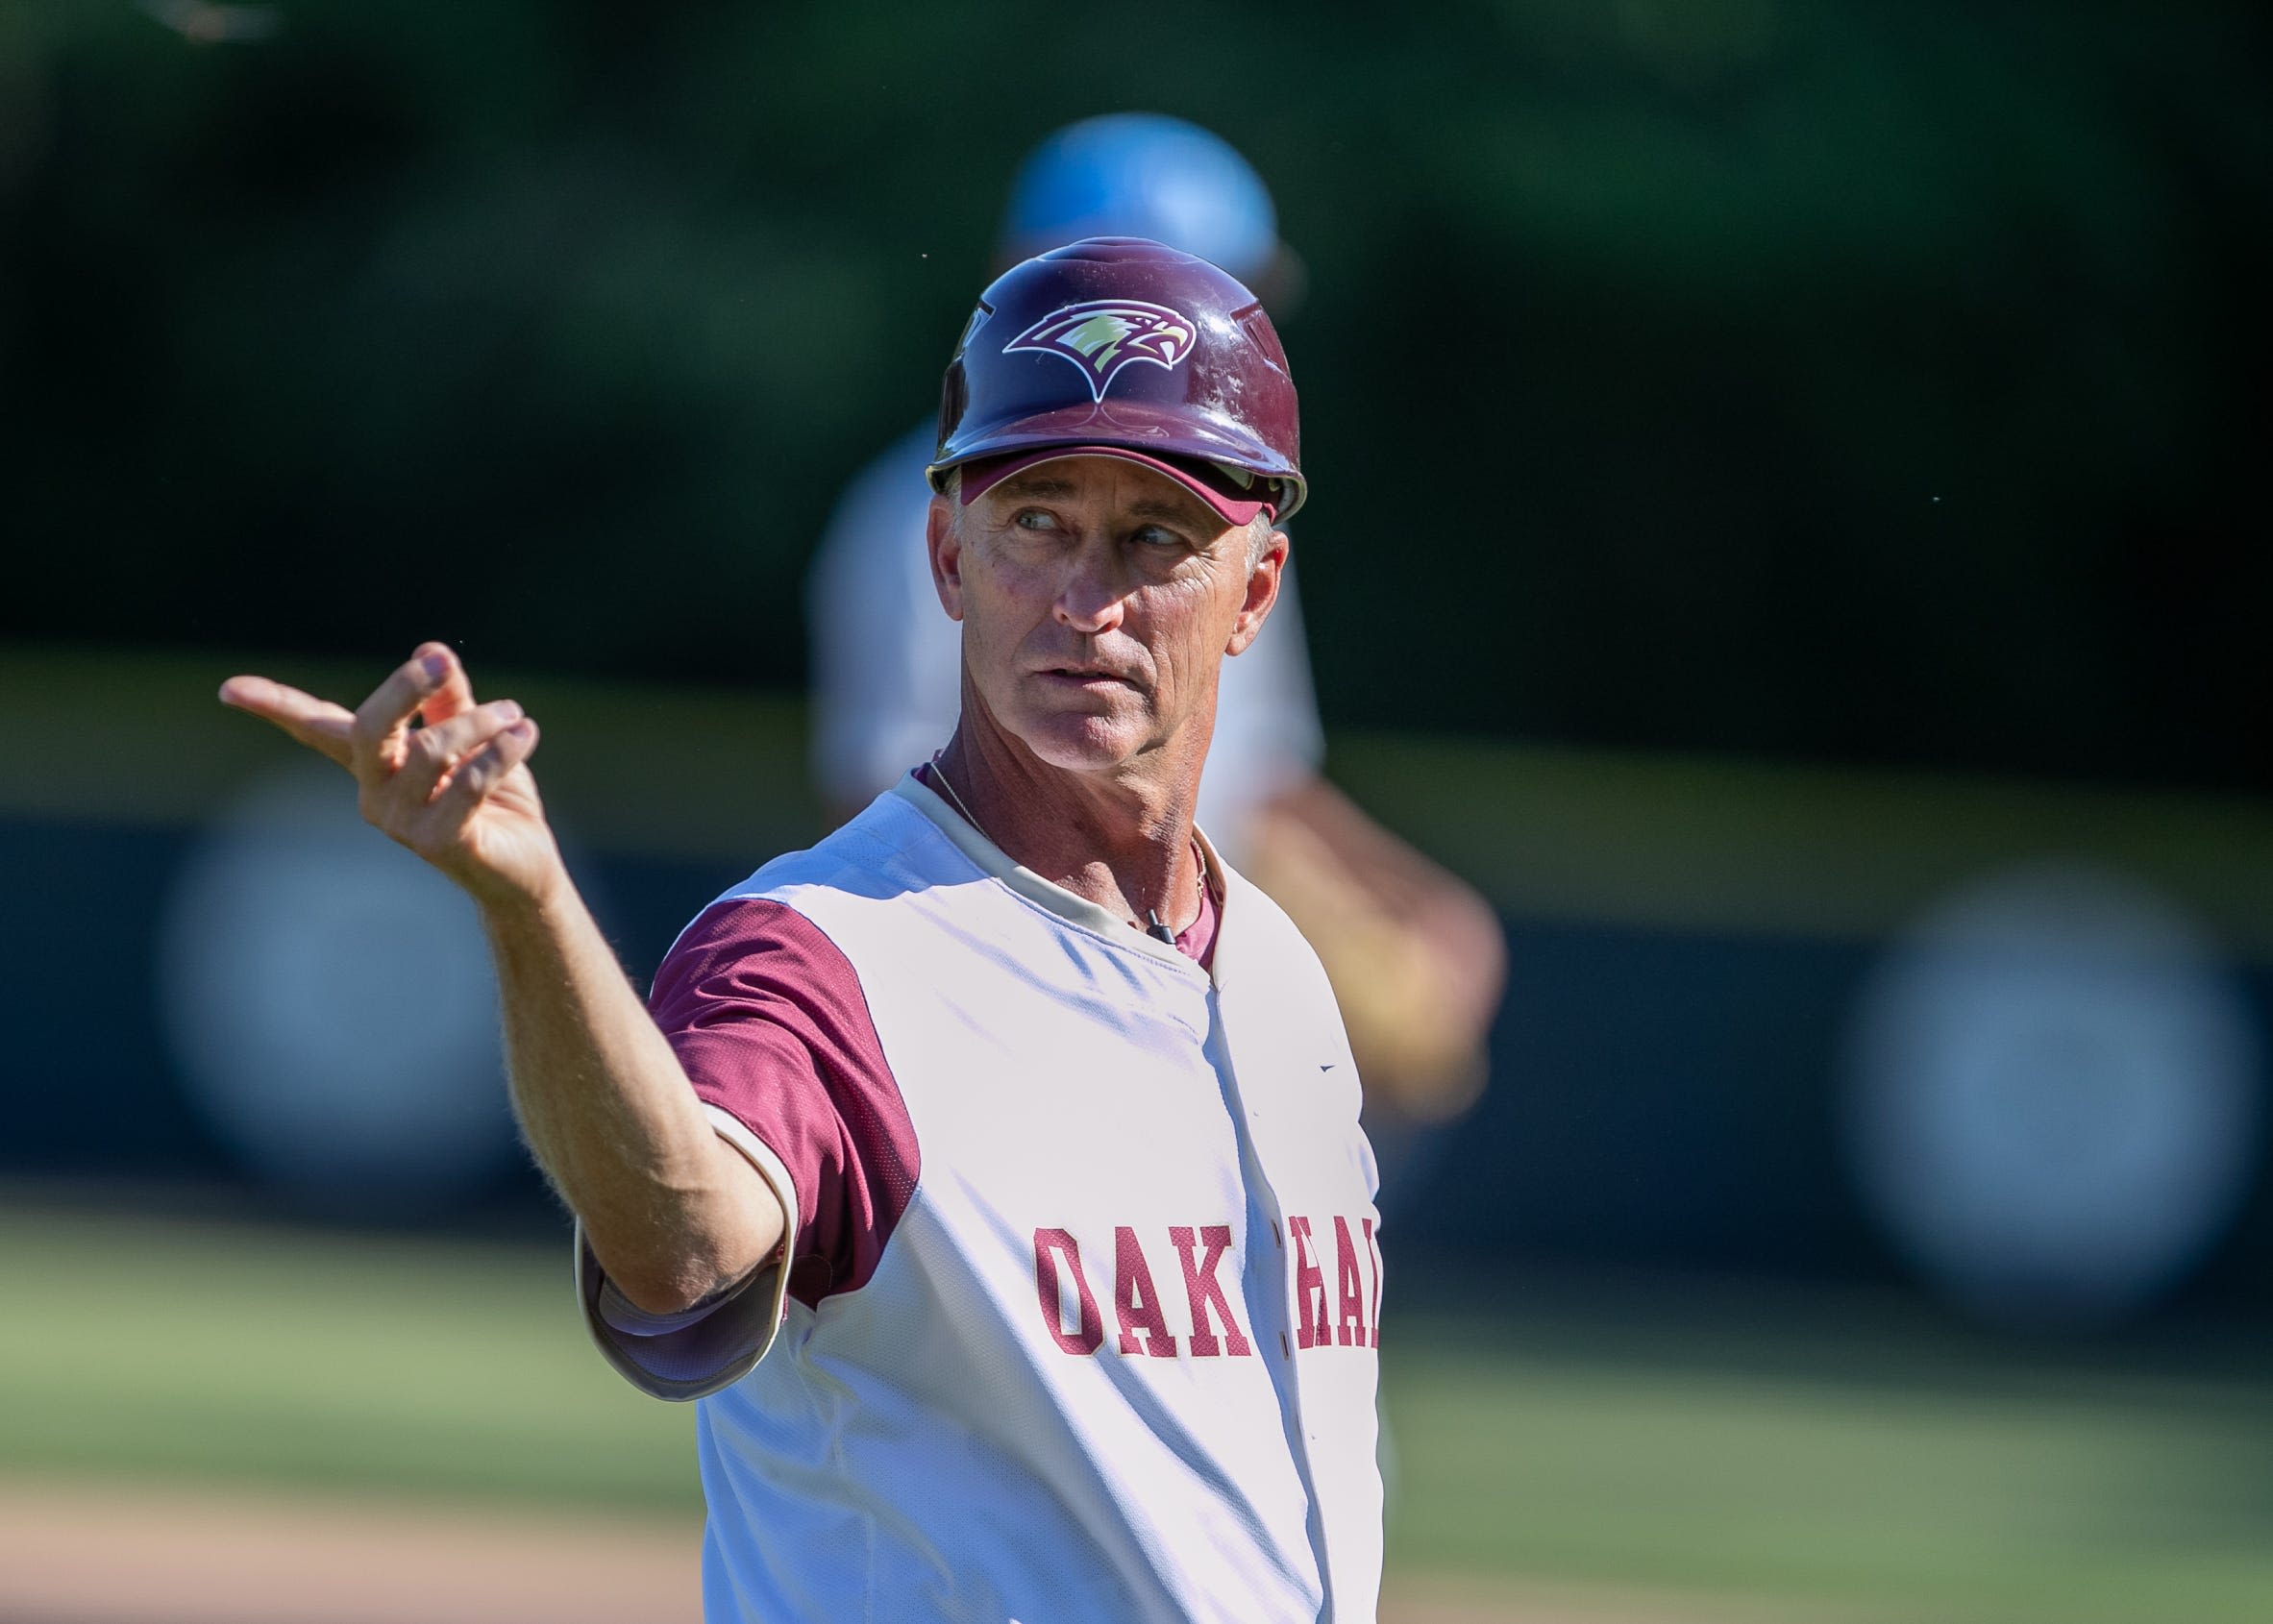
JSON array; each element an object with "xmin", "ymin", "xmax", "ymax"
[
  {"xmin": 579, "ymin": 774, "xmax": 1385, "ymax": 1622},
  {"xmin": 804, "ymin": 424, "xmax": 1326, "ymax": 862}
]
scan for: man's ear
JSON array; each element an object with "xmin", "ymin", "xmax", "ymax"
[
  {"xmin": 926, "ymin": 495, "xmax": 965, "ymax": 623},
  {"xmin": 1225, "ymin": 527, "xmax": 1287, "ymax": 657}
]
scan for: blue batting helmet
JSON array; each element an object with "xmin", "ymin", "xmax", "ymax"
[{"xmin": 998, "ymin": 114, "xmax": 1280, "ymax": 284}]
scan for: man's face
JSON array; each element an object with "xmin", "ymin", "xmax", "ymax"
[{"xmin": 926, "ymin": 455, "xmax": 1284, "ymax": 778}]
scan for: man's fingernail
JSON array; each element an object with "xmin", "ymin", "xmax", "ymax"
[
  {"xmin": 498, "ymin": 700, "xmax": 524, "ymax": 723},
  {"xmin": 421, "ymin": 651, "xmax": 450, "ymax": 679}
]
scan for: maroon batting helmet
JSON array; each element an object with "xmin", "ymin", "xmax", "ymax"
[{"xmin": 927, "ymin": 236, "xmax": 1306, "ymax": 521}]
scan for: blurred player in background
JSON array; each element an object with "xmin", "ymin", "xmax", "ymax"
[{"xmin": 808, "ymin": 113, "xmax": 1507, "ymax": 1170}]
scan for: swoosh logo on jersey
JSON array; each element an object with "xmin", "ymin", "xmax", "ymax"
[{"xmin": 1005, "ymin": 301, "xmax": 1197, "ymax": 401}]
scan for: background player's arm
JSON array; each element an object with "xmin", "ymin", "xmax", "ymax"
[
  {"xmin": 220, "ymin": 644, "xmax": 785, "ymax": 1315},
  {"xmin": 1248, "ymin": 774, "xmax": 1507, "ymax": 1120}
]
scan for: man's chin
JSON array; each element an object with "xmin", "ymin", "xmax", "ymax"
[{"xmin": 1010, "ymin": 711, "xmax": 1150, "ymax": 775}]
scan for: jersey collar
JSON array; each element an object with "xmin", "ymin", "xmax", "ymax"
[{"xmin": 890, "ymin": 771, "xmax": 1223, "ymax": 977}]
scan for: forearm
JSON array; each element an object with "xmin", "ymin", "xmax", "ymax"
[
  {"xmin": 217, "ymin": 646, "xmax": 782, "ymax": 1311},
  {"xmin": 482, "ymin": 876, "xmax": 784, "ymax": 1314}
]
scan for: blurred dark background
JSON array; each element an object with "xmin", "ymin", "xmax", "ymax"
[
  {"xmin": 4, "ymin": 0, "xmax": 2272, "ymax": 1319},
  {"xmin": 7, "ymin": 0, "xmax": 2267, "ymax": 784}
]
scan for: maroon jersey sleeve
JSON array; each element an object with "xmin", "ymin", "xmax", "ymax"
[{"xmin": 648, "ymin": 897, "xmax": 919, "ymax": 1309}]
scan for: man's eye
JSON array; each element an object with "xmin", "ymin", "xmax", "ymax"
[
  {"xmin": 1131, "ymin": 526, "xmax": 1185, "ymax": 549},
  {"xmin": 1015, "ymin": 509, "xmax": 1058, "ymax": 531}
]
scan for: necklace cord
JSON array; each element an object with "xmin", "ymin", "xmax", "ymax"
[{"xmin": 927, "ymin": 752, "xmax": 1205, "ymax": 940}]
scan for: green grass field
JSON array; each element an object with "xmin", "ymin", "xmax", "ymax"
[{"xmin": 5, "ymin": 1200, "xmax": 2271, "ymax": 1623}]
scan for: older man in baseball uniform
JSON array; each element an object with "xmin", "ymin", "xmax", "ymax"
[
  {"xmin": 222, "ymin": 236, "xmax": 1383, "ymax": 1622},
  {"xmin": 812, "ymin": 115, "xmax": 1504, "ymax": 1148}
]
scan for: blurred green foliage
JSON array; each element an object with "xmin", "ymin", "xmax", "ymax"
[{"xmin": 2, "ymin": 1, "xmax": 2266, "ymax": 785}]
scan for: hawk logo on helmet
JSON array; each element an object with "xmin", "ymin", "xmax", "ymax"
[{"xmin": 1006, "ymin": 301, "xmax": 1197, "ymax": 402}]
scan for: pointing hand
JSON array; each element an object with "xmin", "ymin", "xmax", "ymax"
[{"xmin": 219, "ymin": 642, "xmax": 564, "ymax": 908}]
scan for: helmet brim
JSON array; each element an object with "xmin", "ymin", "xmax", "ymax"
[{"xmin": 929, "ymin": 398, "xmax": 1306, "ymax": 523}]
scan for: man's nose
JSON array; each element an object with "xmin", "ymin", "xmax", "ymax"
[{"xmin": 1051, "ymin": 544, "xmax": 1127, "ymax": 633}]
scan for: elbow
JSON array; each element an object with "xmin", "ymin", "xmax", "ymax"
[
  {"xmin": 594, "ymin": 1225, "xmax": 777, "ymax": 1318},
  {"xmin": 588, "ymin": 1239, "xmax": 725, "ymax": 1318},
  {"xmin": 608, "ymin": 1271, "xmax": 710, "ymax": 1319},
  {"xmin": 582, "ymin": 1156, "xmax": 787, "ymax": 1316}
]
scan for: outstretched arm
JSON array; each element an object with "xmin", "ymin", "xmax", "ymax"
[{"xmin": 220, "ymin": 643, "xmax": 785, "ymax": 1314}]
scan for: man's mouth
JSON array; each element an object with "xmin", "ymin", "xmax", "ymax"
[{"xmin": 1038, "ymin": 664, "xmax": 1140, "ymax": 689}]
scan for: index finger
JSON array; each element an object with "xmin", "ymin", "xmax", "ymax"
[{"xmin": 218, "ymin": 675, "xmax": 356, "ymax": 767}]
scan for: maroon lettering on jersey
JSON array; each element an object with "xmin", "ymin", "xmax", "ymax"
[
  {"xmin": 1364, "ymin": 1216, "xmax": 1384, "ymax": 1347},
  {"xmin": 1288, "ymin": 1217, "xmax": 1327, "ymax": 1350},
  {"xmin": 1169, "ymin": 1223, "xmax": 1253, "ymax": 1358},
  {"xmin": 1113, "ymin": 1225, "xmax": 1178, "ymax": 1358},
  {"xmin": 1333, "ymin": 1216, "xmax": 1370, "ymax": 1347},
  {"xmin": 1032, "ymin": 1228, "xmax": 1103, "ymax": 1355}
]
